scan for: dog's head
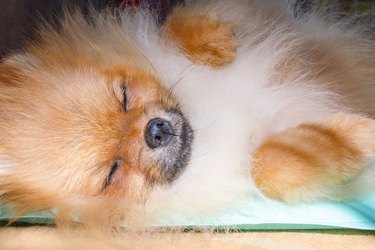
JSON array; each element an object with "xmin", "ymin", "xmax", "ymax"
[{"xmin": 0, "ymin": 16, "xmax": 193, "ymax": 211}]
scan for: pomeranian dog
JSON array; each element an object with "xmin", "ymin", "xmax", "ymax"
[{"xmin": 0, "ymin": 0, "xmax": 374, "ymax": 227}]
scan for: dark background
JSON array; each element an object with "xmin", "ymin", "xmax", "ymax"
[
  {"xmin": 0, "ymin": 0, "xmax": 373, "ymax": 59},
  {"xmin": 0, "ymin": 0, "xmax": 109, "ymax": 57},
  {"xmin": 0, "ymin": 0, "xmax": 180, "ymax": 58}
]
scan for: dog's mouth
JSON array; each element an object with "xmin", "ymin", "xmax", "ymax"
[{"xmin": 144, "ymin": 109, "xmax": 193, "ymax": 184}]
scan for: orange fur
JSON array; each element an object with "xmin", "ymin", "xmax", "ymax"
[
  {"xmin": 0, "ymin": 12, "xmax": 195, "ymax": 215},
  {"xmin": 252, "ymin": 113, "xmax": 375, "ymax": 202},
  {"xmin": 163, "ymin": 6, "xmax": 236, "ymax": 68}
]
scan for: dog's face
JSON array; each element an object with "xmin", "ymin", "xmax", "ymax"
[{"xmin": 0, "ymin": 42, "xmax": 193, "ymax": 208}]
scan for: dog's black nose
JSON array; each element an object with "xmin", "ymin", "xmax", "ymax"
[{"xmin": 145, "ymin": 118, "xmax": 174, "ymax": 149}]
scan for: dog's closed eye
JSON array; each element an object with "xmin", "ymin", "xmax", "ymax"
[
  {"xmin": 102, "ymin": 159, "xmax": 120, "ymax": 190},
  {"xmin": 121, "ymin": 83, "xmax": 128, "ymax": 111}
]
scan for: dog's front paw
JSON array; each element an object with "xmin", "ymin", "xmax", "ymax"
[{"xmin": 163, "ymin": 7, "xmax": 236, "ymax": 68}]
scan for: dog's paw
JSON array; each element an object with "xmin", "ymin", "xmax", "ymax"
[
  {"xmin": 251, "ymin": 113, "xmax": 375, "ymax": 202},
  {"xmin": 163, "ymin": 7, "xmax": 236, "ymax": 68}
]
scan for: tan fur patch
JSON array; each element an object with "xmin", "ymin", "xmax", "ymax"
[
  {"xmin": 163, "ymin": 7, "xmax": 236, "ymax": 68},
  {"xmin": 251, "ymin": 113, "xmax": 374, "ymax": 202}
]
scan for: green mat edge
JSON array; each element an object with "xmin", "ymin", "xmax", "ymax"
[{"xmin": 1, "ymin": 216, "xmax": 374, "ymax": 231}]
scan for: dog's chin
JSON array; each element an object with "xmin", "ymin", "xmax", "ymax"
[{"xmin": 163, "ymin": 117, "xmax": 194, "ymax": 183}]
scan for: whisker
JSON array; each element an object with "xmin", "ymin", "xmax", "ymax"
[
  {"xmin": 163, "ymin": 131, "xmax": 179, "ymax": 137},
  {"xmin": 166, "ymin": 64, "xmax": 199, "ymax": 102},
  {"xmin": 189, "ymin": 116, "xmax": 221, "ymax": 134}
]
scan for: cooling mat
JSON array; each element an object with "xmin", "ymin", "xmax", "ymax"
[{"xmin": 1, "ymin": 195, "xmax": 374, "ymax": 230}]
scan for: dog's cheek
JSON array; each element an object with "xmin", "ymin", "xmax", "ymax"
[
  {"xmin": 120, "ymin": 126, "xmax": 166, "ymax": 187},
  {"xmin": 101, "ymin": 168, "xmax": 149, "ymax": 202},
  {"xmin": 94, "ymin": 115, "xmax": 153, "ymax": 200}
]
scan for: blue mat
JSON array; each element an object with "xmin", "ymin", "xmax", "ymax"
[{"xmin": 1, "ymin": 195, "xmax": 374, "ymax": 230}]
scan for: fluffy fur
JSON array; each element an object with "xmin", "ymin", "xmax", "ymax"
[
  {"xmin": 146, "ymin": 0, "xmax": 375, "ymax": 221},
  {"xmin": 0, "ymin": 0, "xmax": 374, "ymax": 227}
]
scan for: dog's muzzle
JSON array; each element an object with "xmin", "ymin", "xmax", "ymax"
[{"xmin": 144, "ymin": 109, "xmax": 193, "ymax": 183}]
